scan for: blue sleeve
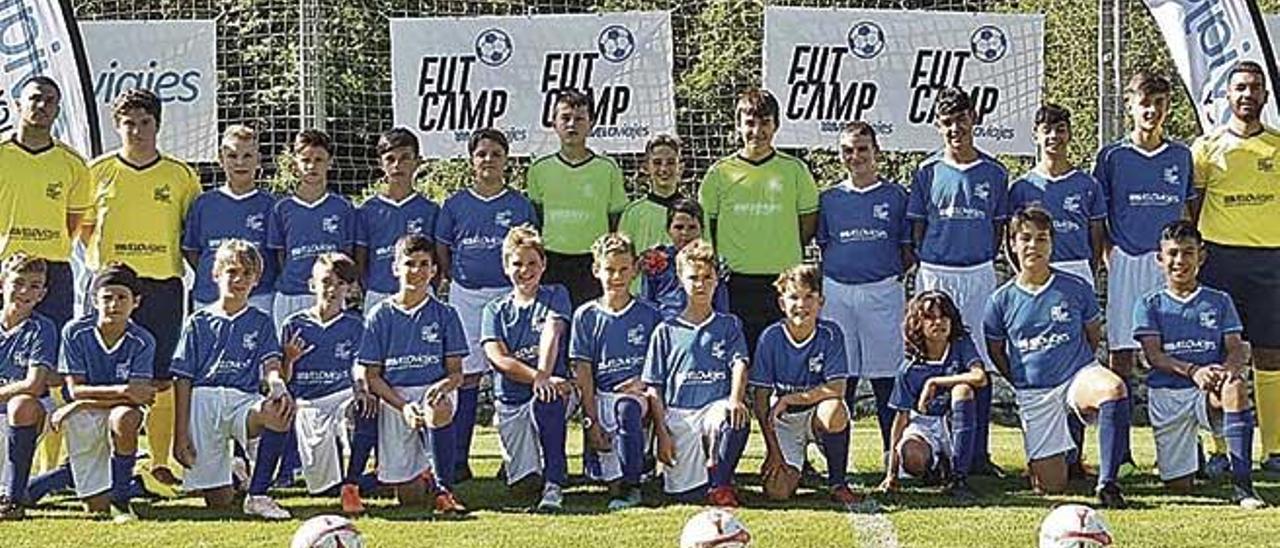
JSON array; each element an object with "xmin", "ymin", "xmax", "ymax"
[
  {"xmin": 824, "ymin": 326, "xmax": 850, "ymax": 381},
  {"xmin": 747, "ymin": 331, "xmax": 773, "ymax": 388},
  {"xmin": 356, "ymin": 311, "xmax": 386, "ymax": 365},
  {"xmin": 343, "ymin": 203, "xmax": 357, "ymax": 251},
  {"xmin": 641, "ymin": 325, "xmax": 668, "ymax": 387},
  {"xmin": 992, "ymin": 166, "xmax": 1010, "ymax": 221},
  {"xmin": 896, "ymin": 189, "xmax": 913, "ymax": 244},
  {"xmin": 435, "ymin": 200, "xmax": 457, "ymax": 247},
  {"xmin": 31, "ymin": 321, "xmax": 58, "ymax": 369},
  {"xmin": 522, "ymin": 195, "xmax": 541, "ymax": 229},
  {"xmin": 266, "ymin": 202, "xmax": 285, "ymax": 250},
  {"xmin": 256, "ymin": 316, "xmax": 282, "ymax": 365},
  {"xmin": 1086, "ymin": 177, "xmax": 1107, "ymax": 220},
  {"xmin": 354, "ymin": 204, "xmax": 370, "ymax": 247},
  {"xmin": 568, "ymin": 308, "xmax": 594, "ymax": 363},
  {"xmin": 712, "ymin": 282, "xmax": 730, "ymax": 314},
  {"xmin": 815, "ymin": 194, "xmax": 830, "ymax": 246},
  {"xmin": 955, "ymin": 337, "xmax": 983, "ymax": 373},
  {"xmin": 443, "ymin": 305, "xmax": 469, "ymax": 357},
  {"xmin": 1131, "ymin": 295, "xmax": 1160, "ymax": 341},
  {"xmin": 887, "ymin": 368, "xmax": 915, "ymax": 411},
  {"xmin": 727, "ymin": 316, "xmax": 749, "ymax": 363},
  {"xmin": 131, "ymin": 338, "xmax": 155, "ymax": 381},
  {"xmin": 982, "ymin": 293, "xmax": 1007, "ymax": 341},
  {"xmin": 1079, "ymin": 282, "xmax": 1102, "ymax": 323},
  {"xmin": 169, "ymin": 319, "xmax": 198, "ymax": 380},
  {"xmin": 1182, "ymin": 151, "xmax": 1199, "ymax": 201},
  {"xmin": 548, "ymin": 285, "xmax": 572, "ymax": 321},
  {"xmin": 906, "ymin": 170, "xmax": 929, "ymax": 219},
  {"xmin": 57, "ymin": 329, "xmax": 83, "ymax": 376},
  {"xmin": 181, "ymin": 196, "xmax": 202, "ymax": 251},
  {"xmin": 424, "ymin": 204, "xmax": 440, "ymax": 242},
  {"xmin": 479, "ymin": 301, "xmax": 502, "ymax": 344},
  {"xmin": 1091, "ymin": 148, "xmax": 1111, "ymax": 202},
  {"xmin": 1220, "ymin": 294, "xmax": 1244, "ymax": 334},
  {"xmin": 1007, "ymin": 180, "xmax": 1025, "ymax": 212}
]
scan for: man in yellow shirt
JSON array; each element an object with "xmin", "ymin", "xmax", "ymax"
[
  {"xmin": 1192, "ymin": 61, "xmax": 1280, "ymax": 472},
  {"xmin": 82, "ymin": 89, "xmax": 200, "ymax": 487}
]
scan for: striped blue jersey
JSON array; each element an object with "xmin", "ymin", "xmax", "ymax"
[
  {"xmin": 0, "ymin": 311, "xmax": 58, "ymax": 385},
  {"xmin": 267, "ymin": 193, "xmax": 356, "ymax": 295},
  {"xmin": 59, "ymin": 316, "xmax": 154, "ymax": 387},
  {"xmin": 983, "ymin": 273, "xmax": 1101, "ymax": 389},
  {"xmin": 1092, "ymin": 139, "xmax": 1196, "ymax": 255},
  {"xmin": 1008, "ymin": 169, "xmax": 1106, "ymax": 263},
  {"xmin": 817, "ymin": 179, "xmax": 911, "ymax": 284},
  {"xmin": 281, "ymin": 309, "xmax": 364, "ymax": 399},
  {"xmin": 355, "ymin": 193, "xmax": 440, "ymax": 294},
  {"xmin": 171, "ymin": 306, "xmax": 280, "ymax": 394},
  {"xmin": 1133, "ymin": 286, "xmax": 1242, "ymax": 390},
  {"xmin": 358, "ymin": 296, "xmax": 467, "ymax": 388},
  {"xmin": 181, "ymin": 187, "xmax": 278, "ymax": 303},
  {"xmin": 642, "ymin": 312, "xmax": 749, "ymax": 410},
  {"xmin": 435, "ymin": 188, "xmax": 538, "ymax": 290},
  {"xmin": 638, "ymin": 244, "xmax": 730, "ymax": 320},
  {"xmin": 748, "ymin": 319, "xmax": 849, "ymax": 395},
  {"xmin": 569, "ymin": 298, "xmax": 664, "ymax": 392},
  {"xmin": 888, "ymin": 337, "xmax": 984, "ymax": 416},
  {"xmin": 907, "ymin": 151, "xmax": 1009, "ymax": 267},
  {"xmin": 480, "ymin": 285, "xmax": 572, "ymax": 405}
]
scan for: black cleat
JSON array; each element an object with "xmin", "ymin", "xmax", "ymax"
[
  {"xmin": 944, "ymin": 478, "xmax": 978, "ymax": 503},
  {"xmin": 0, "ymin": 495, "xmax": 25, "ymax": 520},
  {"xmin": 971, "ymin": 459, "xmax": 1008, "ymax": 479},
  {"xmin": 1096, "ymin": 482, "xmax": 1128, "ymax": 510}
]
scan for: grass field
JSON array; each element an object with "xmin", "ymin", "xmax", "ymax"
[{"xmin": 7, "ymin": 420, "xmax": 1280, "ymax": 547}]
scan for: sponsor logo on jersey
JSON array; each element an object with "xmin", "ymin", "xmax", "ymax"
[
  {"xmin": 627, "ymin": 324, "xmax": 647, "ymax": 346},
  {"xmin": 242, "ymin": 331, "xmax": 259, "ymax": 351},
  {"xmin": 1062, "ymin": 194, "xmax": 1082, "ymax": 214},
  {"xmin": 154, "ymin": 184, "xmax": 172, "ymax": 203},
  {"xmin": 807, "ymin": 351, "xmax": 825, "ymax": 373},
  {"xmin": 45, "ymin": 181, "xmax": 63, "ymax": 200},
  {"xmin": 873, "ymin": 202, "xmax": 890, "ymax": 221},
  {"xmin": 334, "ymin": 340, "xmax": 354, "ymax": 360},
  {"xmin": 321, "ymin": 214, "xmax": 341, "ymax": 234},
  {"xmin": 421, "ymin": 323, "xmax": 440, "ymax": 343},
  {"xmin": 1199, "ymin": 309, "xmax": 1218, "ymax": 329},
  {"xmin": 1051, "ymin": 301, "xmax": 1071, "ymax": 323},
  {"xmin": 245, "ymin": 213, "xmax": 265, "ymax": 232},
  {"xmin": 1163, "ymin": 165, "xmax": 1181, "ymax": 186}
]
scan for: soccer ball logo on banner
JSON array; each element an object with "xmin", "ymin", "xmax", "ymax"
[
  {"xmin": 598, "ymin": 25, "xmax": 636, "ymax": 63},
  {"xmin": 847, "ymin": 21, "xmax": 885, "ymax": 60},
  {"xmin": 970, "ymin": 25, "xmax": 1008, "ymax": 63},
  {"xmin": 475, "ymin": 28, "xmax": 513, "ymax": 67}
]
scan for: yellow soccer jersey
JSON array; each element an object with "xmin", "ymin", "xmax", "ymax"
[
  {"xmin": 698, "ymin": 150, "xmax": 818, "ymax": 275},
  {"xmin": 85, "ymin": 153, "xmax": 200, "ymax": 278},
  {"xmin": 0, "ymin": 138, "xmax": 92, "ymax": 261},
  {"xmin": 1192, "ymin": 126, "xmax": 1280, "ymax": 247}
]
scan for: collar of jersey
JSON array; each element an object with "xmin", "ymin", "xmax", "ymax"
[
  {"xmin": 0, "ymin": 316, "xmax": 30, "ymax": 338},
  {"xmin": 466, "ymin": 186, "xmax": 509, "ymax": 203},
  {"xmin": 595, "ymin": 297, "xmax": 635, "ymax": 318},
  {"xmin": 940, "ymin": 155, "xmax": 984, "ymax": 171},
  {"xmin": 206, "ymin": 303, "xmax": 250, "ymax": 322},
  {"xmin": 782, "ymin": 323, "xmax": 817, "ymax": 349},
  {"xmin": 389, "ymin": 294, "xmax": 435, "ymax": 316},
  {"xmin": 556, "ymin": 150, "xmax": 597, "ymax": 169},
  {"xmin": 1031, "ymin": 167, "xmax": 1079, "ymax": 183},
  {"xmin": 1013, "ymin": 273, "xmax": 1056, "ymax": 297},
  {"xmin": 116, "ymin": 153, "xmax": 162, "ymax": 172},
  {"xmin": 291, "ymin": 192, "xmax": 332, "ymax": 209},
  {"xmin": 7, "ymin": 136, "xmax": 55, "ymax": 156},
  {"xmin": 1122, "ymin": 138, "xmax": 1169, "ymax": 158},
  {"xmin": 375, "ymin": 192, "xmax": 420, "ymax": 208},
  {"xmin": 674, "ymin": 313, "xmax": 715, "ymax": 330},
  {"xmin": 735, "ymin": 150, "xmax": 776, "ymax": 167},
  {"xmin": 1163, "ymin": 285, "xmax": 1202, "ymax": 304},
  {"xmin": 841, "ymin": 178, "xmax": 884, "ymax": 194},
  {"xmin": 301, "ymin": 307, "xmax": 347, "ymax": 329},
  {"xmin": 94, "ymin": 324, "xmax": 132, "ymax": 354},
  {"xmin": 922, "ymin": 344, "xmax": 952, "ymax": 366},
  {"xmin": 217, "ymin": 186, "xmax": 260, "ymax": 201}
]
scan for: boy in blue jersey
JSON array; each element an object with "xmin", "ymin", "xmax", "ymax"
[
  {"xmin": 267, "ymin": 129, "xmax": 356, "ymax": 332},
  {"xmin": 879, "ymin": 291, "xmax": 986, "ymax": 502},
  {"xmin": 908, "ymin": 88, "xmax": 1009, "ymax": 477},
  {"xmin": 750, "ymin": 264, "xmax": 858, "ymax": 505},
  {"xmin": 984, "ymin": 207, "xmax": 1131, "ymax": 508},
  {"xmin": 356, "ymin": 128, "xmax": 440, "ymax": 313},
  {"xmin": 818, "ymin": 121, "xmax": 914, "ymax": 459},
  {"xmin": 481, "ymin": 225, "xmax": 575, "ymax": 513},
  {"xmin": 571, "ymin": 233, "xmax": 663, "ymax": 511},
  {"xmin": 279, "ymin": 252, "xmax": 375, "ymax": 513},
  {"xmin": 0, "ymin": 255, "xmax": 58, "ymax": 519},
  {"xmin": 171, "ymin": 240, "xmax": 295, "ymax": 519},
  {"xmin": 436, "ymin": 128, "xmax": 537, "ymax": 483},
  {"xmin": 1134, "ymin": 221, "xmax": 1266, "ymax": 508},
  {"xmin": 183, "ymin": 125, "xmax": 277, "ymax": 314},
  {"xmin": 56, "ymin": 263, "xmax": 154, "ymax": 522},
  {"xmin": 639, "ymin": 199, "xmax": 729, "ymax": 320},
  {"xmin": 643, "ymin": 239, "xmax": 750, "ymax": 507},
  {"xmin": 1093, "ymin": 72, "xmax": 1197, "ymax": 473},
  {"xmin": 358, "ymin": 234, "xmax": 468, "ymax": 515},
  {"xmin": 1010, "ymin": 105, "xmax": 1106, "ymax": 287}
]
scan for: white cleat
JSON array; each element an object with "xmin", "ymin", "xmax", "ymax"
[{"xmin": 243, "ymin": 494, "xmax": 291, "ymax": 520}]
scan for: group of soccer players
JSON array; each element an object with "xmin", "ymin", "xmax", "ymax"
[{"xmin": 1, "ymin": 55, "xmax": 1279, "ymax": 526}]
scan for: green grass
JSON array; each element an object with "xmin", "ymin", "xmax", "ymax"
[{"xmin": 8, "ymin": 421, "xmax": 1279, "ymax": 547}]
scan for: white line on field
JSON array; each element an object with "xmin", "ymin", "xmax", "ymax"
[{"xmin": 846, "ymin": 500, "xmax": 901, "ymax": 548}]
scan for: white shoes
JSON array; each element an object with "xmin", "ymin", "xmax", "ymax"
[
  {"xmin": 537, "ymin": 483, "xmax": 564, "ymax": 513},
  {"xmin": 243, "ymin": 494, "xmax": 291, "ymax": 520}
]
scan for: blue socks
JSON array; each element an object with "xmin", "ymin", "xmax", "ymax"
[
  {"xmin": 616, "ymin": 397, "xmax": 645, "ymax": 486},
  {"xmin": 819, "ymin": 426, "xmax": 850, "ymax": 487},
  {"xmin": 712, "ymin": 422, "xmax": 748, "ymax": 488},
  {"xmin": 454, "ymin": 385, "xmax": 479, "ymax": 477},
  {"xmin": 249, "ymin": 429, "xmax": 288, "ymax": 496},
  {"xmin": 1097, "ymin": 398, "xmax": 1131, "ymax": 487},
  {"xmin": 1066, "ymin": 412, "xmax": 1086, "ymax": 466},
  {"xmin": 110, "ymin": 453, "xmax": 136, "ymax": 505},
  {"xmin": 1224, "ymin": 409, "xmax": 1256, "ymax": 490},
  {"xmin": 4, "ymin": 424, "xmax": 38, "ymax": 504},
  {"xmin": 951, "ymin": 397, "xmax": 977, "ymax": 479},
  {"xmin": 275, "ymin": 428, "xmax": 300, "ymax": 486},
  {"xmin": 26, "ymin": 464, "xmax": 73, "ymax": 504},
  {"xmin": 974, "ymin": 382, "xmax": 994, "ymax": 466},
  {"xmin": 844, "ymin": 377, "xmax": 896, "ymax": 453},
  {"xmin": 345, "ymin": 413, "xmax": 378, "ymax": 486},
  {"xmin": 533, "ymin": 398, "xmax": 569, "ymax": 486},
  {"xmin": 428, "ymin": 422, "xmax": 457, "ymax": 491}
]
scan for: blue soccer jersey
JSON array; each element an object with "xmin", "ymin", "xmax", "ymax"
[
  {"xmin": 171, "ymin": 306, "xmax": 281, "ymax": 394},
  {"xmin": 1008, "ymin": 169, "xmax": 1106, "ymax": 263},
  {"xmin": 281, "ymin": 309, "xmax": 364, "ymax": 400},
  {"xmin": 0, "ymin": 312, "xmax": 59, "ymax": 385},
  {"xmin": 641, "ymin": 312, "xmax": 749, "ymax": 410},
  {"xmin": 1092, "ymin": 139, "xmax": 1196, "ymax": 255},
  {"xmin": 181, "ymin": 187, "xmax": 278, "ymax": 303},
  {"xmin": 267, "ymin": 193, "xmax": 356, "ymax": 296},
  {"xmin": 983, "ymin": 272, "xmax": 1101, "ymax": 389},
  {"xmin": 435, "ymin": 188, "xmax": 538, "ymax": 290},
  {"xmin": 887, "ymin": 336, "xmax": 984, "ymax": 417},
  {"xmin": 59, "ymin": 316, "xmax": 154, "ymax": 387},
  {"xmin": 817, "ymin": 179, "xmax": 912, "ymax": 284},
  {"xmin": 358, "ymin": 296, "xmax": 468, "ymax": 389},
  {"xmin": 569, "ymin": 298, "xmax": 664, "ymax": 393},
  {"xmin": 907, "ymin": 151, "xmax": 1010, "ymax": 267},
  {"xmin": 480, "ymin": 285, "xmax": 572, "ymax": 405},
  {"xmin": 639, "ymin": 244, "xmax": 730, "ymax": 320},
  {"xmin": 747, "ymin": 319, "xmax": 848, "ymax": 396},
  {"xmin": 1132, "ymin": 286, "xmax": 1243, "ymax": 390},
  {"xmin": 356, "ymin": 193, "xmax": 440, "ymax": 294}
]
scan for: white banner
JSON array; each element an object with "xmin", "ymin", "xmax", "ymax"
[
  {"xmin": 1146, "ymin": 0, "xmax": 1280, "ymax": 131},
  {"xmin": 80, "ymin": 20, "xmax": 218, "ymax": 161},
  {"xmin": 0, "ymin": 0, "xmax": 99, "ymax": 156},
  {"xmin": 391, "ymin": 12, "xmax": 676, "ymax": 158},
  {"xmin": 763, "ymin": 7, "xmax": 1044, "ymax": 155}
]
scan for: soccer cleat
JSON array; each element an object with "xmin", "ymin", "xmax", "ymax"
[
  {"xmin": 0, "ymin": 495, "xmax": 25, "ymax": 520},
  {"xmin": 1095, "ymin": 482, "xmax": 1128, "ymax": 510},
  {"xmin": 1068, "ymin": 461, "xmax": 1096, "ymax": 482},
  {"xmin": 243, "ymin": 494, "xmax": 291, "ymax": 520},
  {"xmin": 1202, "ymin": 453, "xmax": 1230, "ymax": 480},
  {"xmin": 139, "ymin": 468, "xmax": 181, "ymax": 499},
  {"xmin": 944, "ymin": 478, "xmax": 978, "ymax": 503},
  {"xmin": 537, "ymin": 483, "xmax": 564, "ymax": 513},
  {"xmin": 340, "ymin": 483, "xmax": 365, "ymax": 515},
  {"xmin": 706, "ymin": 485, "xmax": 740, "ymax": 508},
  {"xmin": 829, "ymin": 485, "xmax": 861, "ymax": 506},
  {"xmin": 1261, "ymin": 454, "xmax": 1280, "ymax": 473},
  {"xmin": 1232, "ymin": 485, "xmax": 1268, "ymax": 510},
  {"xmin": 455, "ymin": 464, "xmax": 474, "ymax": 484},
  {"xmin": 799, "ymin": 459, "xmax": 824, "ymax": 489},
  {"xmin": 434, "ymin": 491, "xmax": 469, "ymax": 517},
  {"xmin": 970, "ymin": 459, "xmax": 1007, "ymax": 479},
  {"xmin": 607, "ymin": 486, "xmax": 643, "ymax": 511},
  {"xmin": 110, "ymin": 501, "xmax": 138, "ymax": 524},
  {"xmin": 420, "ymin": 468, "xmax": 440, "ymax": 492},
  {"xmin": 150, "ymin": 466, "xmax": 180, "ymax": 486}
]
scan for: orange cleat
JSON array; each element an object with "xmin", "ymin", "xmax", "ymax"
[{"xmin": 340, "ymin": 484, "xmax": 365, "ymax": 515}]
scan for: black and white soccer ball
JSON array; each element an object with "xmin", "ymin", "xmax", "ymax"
[
  {"xmin": 970, "ymin": 25, "xmax": 1008, "ymax": 63},
  {"xmin": 847, "ymin": 21, "xmax": 885, "ymax": 60},
  {"xmin": 679, "ymin": 508, "xmax": 752, "ymax": 548},
  {"xmin": 597, "ymin": 25, "xmax": 636, "ymax": 63},
  {"xmin": 475, "ymin": 28, "xmax": 513, "ymax": 67},
  {"xmin": 291, "ymin": 514, "xmax": 365, "ymax": 548},
  {"xmin": 1038, "ymin": 504, "xmax": 1113, "ymax": 548}
]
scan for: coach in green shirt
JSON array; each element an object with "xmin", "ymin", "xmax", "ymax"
[
  {"xmin": 698, "ymin": 88, "xmax": 819, "ymax": 349},
  {"xmin": 527, "ymin": 89, "xmax": 629, "ymax": 307}
]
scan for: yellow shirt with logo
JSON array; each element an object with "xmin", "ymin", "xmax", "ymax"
[
  {"xmin": 1192, "ymin": 126, "xmax": 1280, "ymax": 247},
  {"xmin": 85, "ymin": 154, "xmax": 200, "ymax": 278},
  {"xmin": 0, "ymin": 138, "xmax": 92, "ymax": 261}
]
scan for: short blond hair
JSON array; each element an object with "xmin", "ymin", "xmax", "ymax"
[
  {"xmin": 675, "ymin": 239, "xmax": 717, "ymax": 276},
  {"xmin": 591, "ymin": 232, "xmax": 636, "ymax": 266},
  {"xmin": 212, "ymin": 239, "xmax": 263, "ymax": 278},
  {"xmin": 502, "ymin": 224, "xmax": 545, "ymax": 262},
  {"xmin": 773, "ymin": 263, "xmax": 821, "ymax": 296}
]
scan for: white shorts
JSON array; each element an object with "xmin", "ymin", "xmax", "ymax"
[
  {"xmin": 294, "ymin": 389, "xmax": 353, "ymax": 494},
  {"xmin": 916, "ymin": 262, "xmax": 997, "ymax": 370},
  {"xmin": 449, "ymin": 284, "xmax": 510, "ymax": 375},
  {"xmin": 662, "ymin": 399, "xmax": 733, "ymax": 494},
  {"xmin": 65, "ymin": 408, "xmax": 122, "ymax": 499},
  {"xmin": 377, "ymin": 385, "xmax": 455, "ymax": 484},
  {"xmin": 184, "ymin": 387, "xmax": 262, "ymax": 492},
  {"xmin": 1052, "ymin": 260, "xmax": 1095, "ymax": 290},
  {"xmin": 896, "ymin": 413, "xmax": 952, "ymax": 478},
  {"xmin": 274, "ymin": 292, "xmax": 314, "ymax": 334},
  {"xmin": 1106, "ymin": 248, "xmax": 1162, "ymax": 351},
  {"xmin": 195, "ymin": 293, "xmax": 275, "ymax": 317},
  {"xmin": 363, "ymin": 291, "xmax": 393, "ymax": 316},
  {"xmin": 587, "ymin": 391, "xmax": 649, "ymax": 482},
  {"xmin": 773, "ymin": 405, "xmax": 821, "ymax": 471},
  {"xmin": 495, "ymin": 394, "xmax": 578, "ymax": 485},
  {"xmin": 1149, "ymin": 386, "xmax": 1215, "ymax": 481},
  {"xmin": 821, "ymin": 276, "xmax": 905, "ymax": 379},
  {"xmin": 1014, "ymin": 364, "xmax": 1100, "ymax": 461}
]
